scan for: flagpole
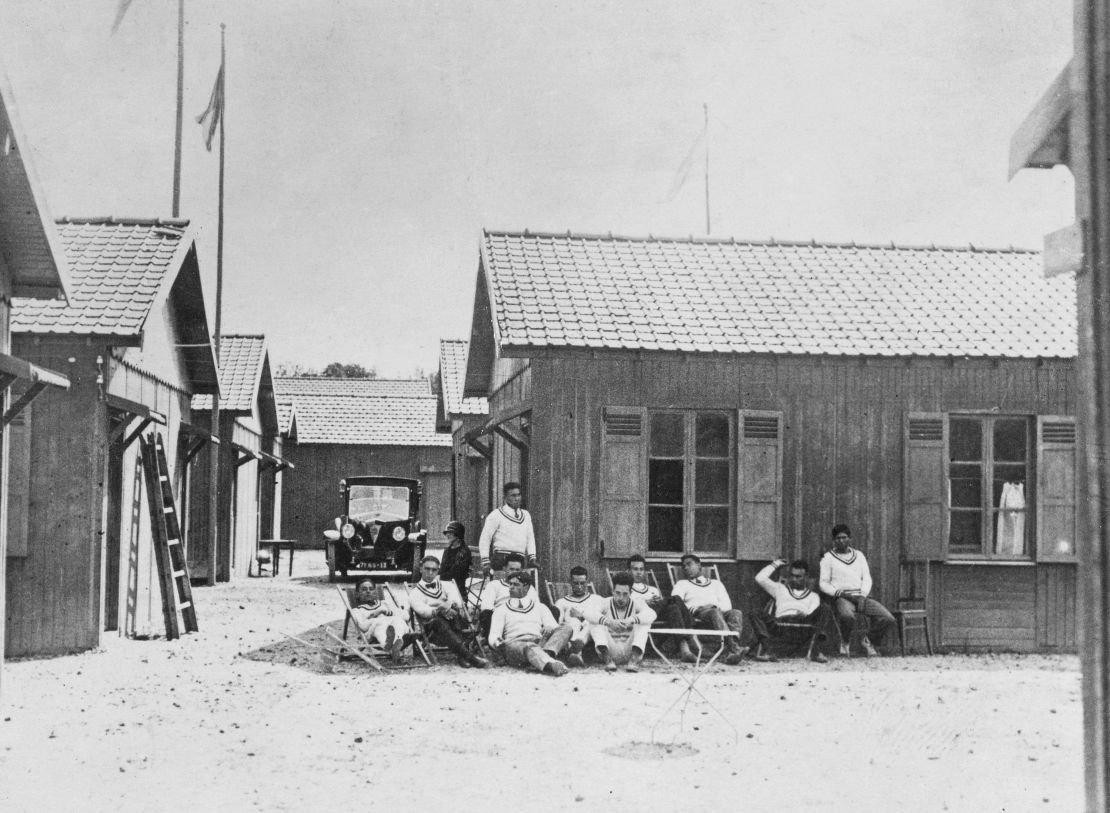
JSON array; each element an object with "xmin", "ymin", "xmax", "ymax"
[
  {"xmin": 703, "ymin": 102, "xmax": 710, "ymax": 236},
  {"xmin": 207, "ymin": 23, "xmax": 225, "ymax": 585},
  {"xmin": 172, "ymin": 0, "xmax": 184, "ymax": 217}
]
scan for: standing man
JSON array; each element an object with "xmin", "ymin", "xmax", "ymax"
[
  {"xmin": 553, "ymin": 566, "xmax": 606, "ymax": 667},
  {"xmin": 488, "ymin": 571, "xmax": 571, "ymax": 677},
  {"xmin": 818, "ymin": 524, "xmax": 895, "ymax": 657},
  {"xmin": 409, "ymin": 556, "xmax": 491, "ymax": 668},
  {"xmin": 478, "ymin": 481, "xmax": 537, "ymax": 573},
  {"xmin": 592, "ymin": 572, "xmax": 656, "ymax": 672},
  {"xmin": 669, "ymin": 554, "xmax": 747, "ymax": 665},
  {"xmin": 753, "ymin": 558, "xmax": 835, "ymax": 663},
  {"xmin": 439, "ymin": 521, "xmax": 472, "ymax": 600}
]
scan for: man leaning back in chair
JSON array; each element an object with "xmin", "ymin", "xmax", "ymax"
[{"xmin": 410, "ymin": 555, "xmax": 491, "ymax": 668}]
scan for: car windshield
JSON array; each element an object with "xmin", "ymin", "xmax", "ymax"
[{"xmin": 347, "ymin": 484, "xmax": 410, "ymax": 523}]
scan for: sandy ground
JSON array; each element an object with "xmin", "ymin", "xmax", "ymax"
[{"xmin": 0, "ymin": 553, "xmax": 1085, "ymax": 813}]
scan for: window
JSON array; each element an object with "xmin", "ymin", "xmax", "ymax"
[
  {"xmin": 647, "ymin": 410, "xmax": 732, "ymax": 555},
  {"xmin": 948, "ymin": 415, "xmax": 1031, "ymax": 558}
]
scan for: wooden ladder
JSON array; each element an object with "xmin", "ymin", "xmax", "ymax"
[{"xmin": 140, "ymin": 431, "xmax": 198, "ymax": 639}]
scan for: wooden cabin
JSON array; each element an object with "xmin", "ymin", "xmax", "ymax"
[
  {"xmin": 436, "ymin": 339, "xmax": 490, "ymax": 541},
  {"xmin": 6, "ymin": 217, "xmax": 219, "ymax": 656},
  {"xmin": 463, "ymin": 229, "xmax": 1079, "ymax": 653},
  {"xmin": 275, "ymin": 377, "xmax": 453, "ymax": 550},
  {"xmin": 189, "ymin": 334, "xmax": 288, "ymax": 582},
  {"xmin": 0, "ymin": 73, "xmax": 72, "ymax": 689}
]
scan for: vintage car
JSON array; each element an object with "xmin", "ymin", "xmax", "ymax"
[{"xmin": 322, "ymin": 475, "xmax": 428, "ymax": 582}]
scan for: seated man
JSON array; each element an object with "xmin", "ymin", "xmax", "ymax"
[
  {"xmin": 409, "ymin": 556, "xmax": 491, "ymax": 668},
  {"xmin": 591, "ymin": 571, "xmax": 656, "ymax": 672},
  {"xmin": 488, "ymin": 571, "xmax": 572, "ymax": 677},
  {"xmin": 818, "ymin": 524, "xmax": 895, "ymax": 657},
  {"xmin": 752, "ymin": 558, "xmax": 835, "ymax": 663},
  {"xmin": 553, "ymin": 565, "xmax": 606, "ymax": 667},
  {"xmin": 666, "ymin": 554, "xmax": 746, "ymax": 665},
  {"xmin": 349, "ymin": 578, "xmax": 408, "ymax": 661},
  {"xmin": 627, "ymin": 554, "xmax": 665, "ymax": 613},
  {"xmin": 477, "ymin": 553, "xmax": 538, "ymax": 639}
]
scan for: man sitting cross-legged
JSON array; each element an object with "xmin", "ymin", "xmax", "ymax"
[
  {"xmin": 752, "ymin": 558, "xmax": 836, "ymax": 664},
  {"xmin": 477, "ymin": 553, "xmax": 540, "ymax": 640},
  {"xmin": 665, "ymin": 554, "xmax": 747, "ymax": 665},
  {"xmin": 350, "ymin": 578, "xmax": 409, "ymax": 662},
  {"xmin": 409, "ymin": 556, "xmax": 491, "ymax": 668},
  {"xmin": 591, "ymin": 571, "xmax": 656, "ymax": 672},
  {"xmin": 553, "ymin": 565, "xmax": 606, "ymax": 667},
  {"xmin": 488, "ymin": 570, "xmax": 572, "ymax": 677}
]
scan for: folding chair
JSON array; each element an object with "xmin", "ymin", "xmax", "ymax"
[
  {"xmin": 605, "ymin": 567, "xmax": 660, "ymax": 594},
  {"xmin": 392, "ymin": 582, "xmax": 486, "ymax": 666},
  {"xmin": 544, "ymin": 579, "xmax": 596, "ymax": 606},
  {"xmin": 757, "ymin": 597, "xmax": 821, "ymax": 660},
  {"xmin": 380, "ymin": 583, "xmax": 435, "ymax": 666},
  {"xmin": 334, "ymin": 584, "xmax": 430, "ymax": 670},
  {"xmin": 665, "ymin": 562, "xmax": 721, "ymax": 588}
]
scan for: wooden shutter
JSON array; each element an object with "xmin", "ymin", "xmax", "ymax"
[
  {"xmin": 904, "ymin": 412, "xmax": 947, "ymax": 561},
  {"xmin": 736, "ymin": 410, "xmax": 783, "ymax": 560},
  {"xmin": 6, "ymin": 408, "xmax": 31, "ymax": 557},
  {"xmin": 598, "ymin": 406, "xmax": 646, "ymax": 558},
  {"xmin": 1036, "ymin": 415, "xmax": 1077, "ymax": 562}
]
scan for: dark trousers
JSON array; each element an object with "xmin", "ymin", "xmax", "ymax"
[
  {"xmin": 423, "ymin": 614, "xmax": 480, "ymax": 665},
  {"xmin": 833, "ymin": 597, "xmax": 895, "ymax": 648},
  {"xmin": 751, "ymin": 603, "xmax": 836, "ymax": 656},
  {"xmin": 659, "ymin": 598, "xmax": 745, "ymax": 653}
]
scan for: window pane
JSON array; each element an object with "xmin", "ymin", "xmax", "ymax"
[
  {"xmin": 695, "ymin": 413, "xmax": 729, "ymax": 457},
  {"xmin": 992, "ymin": 467, "xmax": 1027, "ymax": 507},
  {"xmin": 992, "ymin": 509, "xmax": 1027, "ymax": 556},
  {"xmin": 949, "ymin": 418, "xmax": 982, "ymax": 461},
  {"xmin": 648, "ymin": 506, "xmax": 683, "ymax": 551},
  {"xmin": 993, "ymin": 418, "xmax": 1027, "ymax": 463},
  {"xmin": 949, "ymin": 510, "xmax": 982, "ymax": 552},
  {"xmin": 695, "ymin": 459, "xmax": 730, "ymax": 504},
  {"xmin": 950, "ymin": 469, "xmax": 982, "ymax": 508},
  {"xmin": 649, "ymin": 459, "xmax": 683, "ymax": 504},
  {"xmin": 650, "ymin": 413, "xmax": 684, "ymax": 457},
  {"xmin": 694, "ymin": 507, "xmax": 730, "ymax": 552}
]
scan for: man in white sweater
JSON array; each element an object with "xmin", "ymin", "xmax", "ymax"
[
  {"xmin": 349, "ymin": 579, "xmax": 409, "ymax": 661},
  {"xmin": 752, "ymin": 559, "xmax": 835, "ymax": 663},
  {"xmin": 818, "ymin": 524, "xmax": 895, "ymax": 657},
  {"xmin": 668, "ymin": 554, "xmax": 747, "ymax": 665},
  {"xmin": 553, "ymin": 566, "xmax": 606, "ymax": 667},
  {"xmin": 478, "ymin": 482, "xmax": 537, "ymax": 572},
  {"xmin": 488, "ymin": 570, "xmax": 571, "ymax": 676},
  {"xmin": 591, "ymin": 571, "xmax": 656, "ymax": 672},
  {"xmin": 409, "ymin": 556, "xmax": 491, "ymax": 668},
  {"xmin": 477, "ymin": 554, "xmax": 540, "ymax": 639}
]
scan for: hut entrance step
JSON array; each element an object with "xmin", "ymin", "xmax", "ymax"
[{"xmin": 140, "ymin": 431, "xmax": 199, "ymax": 640}]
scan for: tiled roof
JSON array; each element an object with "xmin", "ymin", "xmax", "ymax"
[
  {"xmin": 275, "ymin": 377, "xmax": 431, "ymax": 398},
  {"xmin": 282, "ymin": 394, "xmax": 451, "ymax": 446},
  {"xmin": 480, "ymin": 230, "xmax": 1077, "ymax": 359},
  {"xmin": 439, "ymin": 339, "xmax": 488, "ymax": 415},
  {"xmin": 193, "ymin": 335, "xmax": 267, "ymax": 412},
  {"xmin": 12, "ymin": 217, "xmax": 192, "ymax": 336}
]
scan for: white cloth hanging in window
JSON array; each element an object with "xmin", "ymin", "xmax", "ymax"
[{"xmin": 994, "ymin": 481, "xmax": 1026, "ymax": 555}]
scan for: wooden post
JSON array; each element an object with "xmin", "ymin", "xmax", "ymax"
[
  {"xmin": 207, "ymin": 25, "xmax": 227, "ymax": 586},
  {"xmin": 1072, "ymin": 2, "xmax": 1110, "ymax": 808},
  {"xmin": 171, "ymin": 0, "xmax": 184, "ymax": 217}
]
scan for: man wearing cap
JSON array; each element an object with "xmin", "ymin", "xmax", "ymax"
[
  {"xmin": 478, "ymin": 481, "xmax": 537, "ymax": 573},
  {"xmin": 440, "ymin": 521, "xmax": 472, "ymax": 600},
  {"xmin": 488, "ymin": 570, "xmax": 571, "ymax": 677},
  {"xmin": 409, "ymin": 555, "xmax": 490, "ymax": 668}
]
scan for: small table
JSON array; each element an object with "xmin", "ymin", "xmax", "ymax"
[
  {"xmin": 646, "ymin": 628, "xmax": 740, "ymax": 744},
  {"xmin": 258, "ymin": 539, "xmax": 296, "ymax": 577}
]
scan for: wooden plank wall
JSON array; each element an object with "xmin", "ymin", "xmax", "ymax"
[
  {"xmin": 939, "ymin": 565, "xmax": 1037, "ymax": 650},
  {"xmin": 5, "ymin": 340, "xmax": 100, "ymax": 657},
  {"xmin": 487, "ymin": 361, "xmax": 531, "ymax": 504},
  {"xmin": 1037, "ymin": 563, "xmax": 1078, "ymax": 649},
  {"xmin": 231, "ymin": 420, "xmax": 262, "ymax": 578},
  {"xmin": 279, "ymin": 444, "xmax": 453, "ymax": 552},
  {"xmin": 450, "ymin": 414, "xmax": 490, "ymax": 541},
  {"xmin": 523, "ymin": 353, "xmax": 1075, "ymax": 621},
  {"xmin": 106, "ymin": 357, "xmax": 190, "ymax": 640}
]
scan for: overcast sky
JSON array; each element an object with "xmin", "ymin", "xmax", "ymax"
[{"xmin": 1, "ymin": 1, "xmax": 1075, "ymax": 376}]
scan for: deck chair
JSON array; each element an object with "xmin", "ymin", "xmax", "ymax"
[
  {"xmin": 756, "ymin": 597, "xmax": 822, "ymax": 660},
  {"xmin": 379, "ymin": 583, "xmax": 435, "ymax": 666},
  {"xmin": 605, "ymin": 567, "xmax": 661, "ymax": 594},
  {"xmin": 665, "ymin": 562, "xmax": 721, "ymax": 588},
  {"xmin": 393, "ymin": 582, "xmax": 486, "ymax": 666},
  {"xmin": 334, "ymin": 584, "xmax": 430, "ymax": 670}
]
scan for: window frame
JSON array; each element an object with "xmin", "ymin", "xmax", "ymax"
[
  {"xmin": 945, "ymin": 412, "xmax": 1034, "ymax": 562},
  {"xmin": 646, "ymin": 408, "xmax": 734, "ymax": 558}
]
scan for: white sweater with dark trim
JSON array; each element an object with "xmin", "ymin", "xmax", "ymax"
[{"xmin": 478, "ymin": 506, "xmax": 537, "ymax": 567}]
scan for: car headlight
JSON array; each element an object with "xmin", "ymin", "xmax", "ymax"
[
  {"xmin": 341, "ymin": 523, "xmax": 355, "ymax": 540},
  {"xmin": 392, "ymin": 526, "xmax": 406, "ymax": 542}
]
